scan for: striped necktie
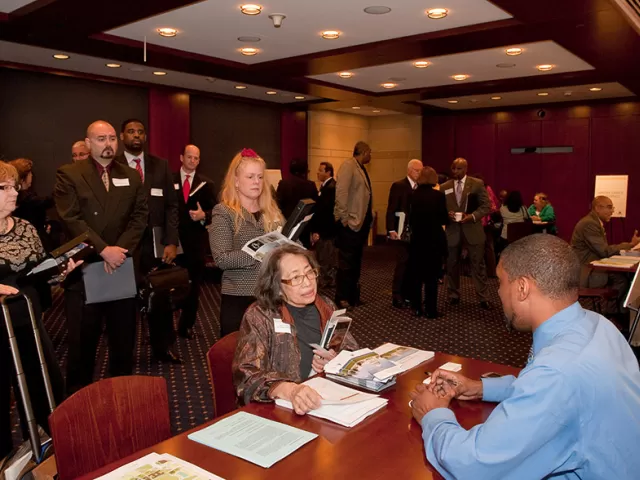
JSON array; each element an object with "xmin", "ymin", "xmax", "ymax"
[
  {"xmin": 101, "ymin": 169, "xmax": 109, "ymax": 192},
  {"xmin": 133, "ymin": 158, "xmax": 143, "ymax": 183}
]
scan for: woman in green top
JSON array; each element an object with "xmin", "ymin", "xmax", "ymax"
[{"xmin": 528, "ymin": 192, "xmax": 557, "ymax": 233}]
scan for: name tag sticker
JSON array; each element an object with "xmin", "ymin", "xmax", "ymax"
[
  {"xmin": 174, "ymin": 183, "xmax": 180, "ymax": 190},
  {"xmin": 112, "ymin": 178, "xmax": 130, "ymax": 187},
  {"xmin": 273, "ymin": 318, "xmax": 291, "ymax": 334},
  {"xmin": 444, "ymin": 188, "xmax": 454, "ymax": 195},
  {"xmin": 151, "ymin": 188, "xmax": 163, "ymax": 197}
]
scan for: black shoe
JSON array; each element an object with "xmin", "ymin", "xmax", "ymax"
[
  {"xmin": 392, "ymin": 298, "xmax": 408, "ymax": 309},
  {"xmin": 154, "ymin": 349, "xmax": 183, "ymax": 364},
  {"xmin": 449, "ymin": 298, "xmax": 460, "ymax": 306},
  {"xmin": 178, "ymin": 327, "xmax": 194, "ymax": 339},
  {"xmin": 412, "ymin": 309, "xmax": 424, "ymax": 318},
  {"xmin": 480, "ymin": 301, "xmax": 492, "ymax": 310},
  {"xmin": 425, "ymin": 311, "xmax": 444, "ymax": 319}
]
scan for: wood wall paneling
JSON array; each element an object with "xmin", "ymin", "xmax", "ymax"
[
  {"xmin": 280, "ymin": 110, "xmax": 308, "ymax": 181},
  {"xmin": 148, "ymin": 88, "xmax": 190, "ymax": 172}
]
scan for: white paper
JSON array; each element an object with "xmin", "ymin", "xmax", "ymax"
[
  {"xmin": 95, "ymin": 452, "xmax": 224, "ymax": 480},
  {"xmin": 594, "ymin": 175, "xmax": 628, "ymax": 218},
  {"xmin": 242, "ymin": 231, "xmax": 299, "ymax": 262},
  {"xmin": 439, "ymin": 362, "xmax": 462, "ymax": 372},
  {"xmin": 4, "ymin": 451, "xmax": 32, "ymax": 480},
  {"xmin": 190, "ymin": 181, "xmax": 206, "ymax": 197},
  {"xmin": 112, "ymin": 178, "xmax": 130, "ymax": 187},
  {"xmin": 150, "ymin": 188, "xmax": 163, "ymax": 197},
  {"xmin": 395, "ymin": 212, "xmax": 406, "ymax": 238},
  {"xmin": 273, "ymin": 318, "xmax": 291, "ymax": 334},
  {"xmin": 174, "ymin": 183, "xmax": 180, "ymax": 190}
]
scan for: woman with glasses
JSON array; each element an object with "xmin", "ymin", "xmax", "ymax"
[{"xmin": 233, "ymin": 244, "xmax": 358, "ymax": 415}]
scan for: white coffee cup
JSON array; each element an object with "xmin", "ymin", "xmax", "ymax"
[{"xmin": 454, "ymin": 212, "xmax": 463, "ymax": 222}]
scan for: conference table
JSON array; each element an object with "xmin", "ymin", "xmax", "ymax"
[{"xmin": 79, "ymin": 353, "xmax": 521, "ymax": 480}]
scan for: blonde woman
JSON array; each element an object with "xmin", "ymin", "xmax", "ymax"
[{"xmin": 210, "ymin": 149, "xmax": 284, "ymax": 337}]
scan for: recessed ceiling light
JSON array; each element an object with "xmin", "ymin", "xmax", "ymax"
[
  {"xmin": 52, "ymin": 54, "xmax": 69, "ymax": 60},
  {"xmin": 294, "ymin": 96, "xmax": 305, "ymax": 100},
  {"xmin": 589, "ymin": 87, "xmax": 602, "ymax": 92},
  {"xmin": 372, "ymin": 109, "xmax": 381, "ymax": 113},
  {"xmin": 153, "ymin": 71, "xmax": 167, "ymax": 76},
  {"xmin": 537, "ymin": 92, "xmax": 549, "ymax": 96},
  {"xmin": 452, "ymin": 74, "xmax": 469, "ymax": 81},
  {"xmin": 240, "ymin": 4, "xmax": 262, "ymax": 15},
  {"xmin": 237, "ymin": 36, "xmax": 261, "ymax": 43},
  {"xmin": 447, "ymin": 100, "xmax": 458, "ymax": 104},
  {"xmin": 240, "ymin": 47, "xmax": 259, "ymax": 56},
  {"xmin": 491, "ymin": 96, "xmax": 502, "ymax": 100},
  {"xmin": 352, "ymin": 106, "xmax": 361, "ymax": 110},
  {"xmin": 426, "ymin": 8, "xmax": 448, "ymax": 19},
  {"xmin": 157, "ymin": 27, "xmax": 177, "ymax": 37},
  {"xmin": 469, "ymin": 99, "xmax": 478, "ymax": 103},
  {"xmin": 381, "ymin": 82, "xmax": 397, "ymax": 89},
  {"xmin": 235, "ymin": 85, "xmax": 247, "ymax": 90},
  {"xmin": 413, "ymin": 60, "xmax": 430, "ymax": 68},
  {"xmin": 266, "ymin": 90, "xmax": 277, "ymax": 95},
  {"xmin": 321, "ymin": 30, "xmax": 340, "ymax": 39},
  {"xmin": 564, "ymin": 91, "xmax": 572, "ymax": 96},
  {"xmin": 505, "ymin": 47, "xmax": 523, "ymax": 56},
  {"xmin": 105, "ymin": 63, "xmax": 121, "ymax": 68},
  {"xmin": 496, "ymin": 63, "xmax": 516, "ymax": 68},
  {"xmin": 364, "ymin": 6, "xmax": 392, "ymax": 14},
  {"xmin": 339, "ymin": 72, "xmax": 354, "ymax": 79},
  {"xmin": 536, "ymin": 64, "xmax": 554, "ymax": 72}
]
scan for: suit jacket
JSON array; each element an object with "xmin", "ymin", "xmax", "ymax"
[
  {"xmin": 310, "ymin": 177, "xmax": 336, "ymax": 238},
  {"xmin": 571, "ymin": 211, "xmax": 633, "ymax": 287},
  {"xmin": 173, "ymin": 171, "xmax": 216, "ymax": 257},
  {"xmin": 409, "ymin": 186, "xmax": 449, "ymax": 255},
  {"xmin": 440, "ymin": 176, "xmax": 490, "ymax": 246},
  {"xmin": 276, "ymin": 176, "xmax": 318, "ymax": 219},
  {"xmin": 386, "ymin": 177, "xmax": 413, "ymax": 234},
  {"xmin": 334, "ymin": 157, "xmax": 372, "ymax": 232}
]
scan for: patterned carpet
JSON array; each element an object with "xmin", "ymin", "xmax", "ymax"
[{"xmin": 12, "ymin": 244, "xmax": 531, "ymax": 439}]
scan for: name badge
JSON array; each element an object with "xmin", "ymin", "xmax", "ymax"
[
  {"xmin": 174, "ymin": 183, "xmax": 180, "ymax": 190},
  {"xmin": 112, "ymin": 178, "xmax": 130, "ymax": 187},
  {"xmin": 444, "ymin": 188, "xmax": 454, "ymax": 195},
  {"xmin": 273, "ymin": 318, "xmax": 291, "ymax": 334},
  {"xmin": 151, "ymin": 188, "xmax": 163, "ymax": 197}
]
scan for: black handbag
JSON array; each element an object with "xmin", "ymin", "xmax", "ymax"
[{"xmin": 140, "ymin": 263, "xmax": 191, "ymax": 314}]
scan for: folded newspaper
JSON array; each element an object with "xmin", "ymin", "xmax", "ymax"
[
  {"xmin": 324, "ymin": 343, "xmax": 434, "ymax": 392},
  {"xmin": 95, "ymin": 452, "xmax": 224, "ymax": 480},
  {"xmin": 242, "ymin": 231, "xmax": 299, "ymax": 262}
]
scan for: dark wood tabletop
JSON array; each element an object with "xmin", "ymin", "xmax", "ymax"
[{"xmin": 79, "ymin": 353, "xmax": 520, "ymax": 480}]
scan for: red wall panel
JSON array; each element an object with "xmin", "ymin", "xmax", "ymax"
[
  {"xmin": 148, "ymin": 88, "xmax": 190, "ymax": 172},
  {"xmin": 280, "ymin": 110, "xmax": 308, "ymax": 180}
]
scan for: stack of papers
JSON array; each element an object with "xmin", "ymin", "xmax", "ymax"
[
  {"xmin": 591, "ymin": 256, "xmax": 640, "ymax": 268},
  {"xmin": 275, "ymin": 377, "xmax": 388, "ymax": 428},
  {"xmin": 96, "ymin": 452, "xmax": 223, "ymax": 479}
]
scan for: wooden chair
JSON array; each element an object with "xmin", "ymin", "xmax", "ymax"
[
  {"xmin": 207, "ymin": 331, "xmax": 240, "ymax": 418},
  {"xmin": 578, "ymin": 287, "xmax": 619, "ymax": 315},
  {"xmin": 48, "ymin": 376, "xmax": 171, "ymax": 480},
  {"xmin": 506, "ymin": 221, "xmax": 534, "ymax": 244}
]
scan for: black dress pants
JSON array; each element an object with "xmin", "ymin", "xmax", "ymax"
[
  {"xmin": 176, "ymin": 251, "xmax": 205, "ymax": 333},
  {"xmin": 335, "ymin": 225, "xmax": 368, "ymax": 305},
  {"xmin": 391, "ymin": 240, "xmax": 410, "ymax": 300},
  {"xmin": 407, "ymin": 248, "xmax": 443, "ymax": 315},
  {"xmin": 220, "ymin": 294, "xmax": 255, "ymax": 338}
]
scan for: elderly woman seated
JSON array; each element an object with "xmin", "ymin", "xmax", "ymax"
[{"xmin": 233, "ymin": 243, "xmax": 358, "ymax": 415}]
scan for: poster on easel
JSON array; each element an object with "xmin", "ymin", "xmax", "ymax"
[{"xmin": 594, "ymin": 175, "xmax": 628, "ymax": 218}]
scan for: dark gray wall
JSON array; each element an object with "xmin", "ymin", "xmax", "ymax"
[
  {"xmin": 0, "ymin": 68, "xmax": 148, "ymax": 194},
  {"xmin": 190, "ymin": 95, "xmax": 281, "ymax": 192}
]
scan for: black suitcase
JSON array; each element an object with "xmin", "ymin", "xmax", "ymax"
[{"xmin": 0, "ymin": 293, "xmax": 56, "ymax": 480}]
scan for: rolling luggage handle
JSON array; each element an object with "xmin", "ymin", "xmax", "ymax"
[{"xmin": 1, "ymin": 293, "xmax": 56, "ymax": 464}]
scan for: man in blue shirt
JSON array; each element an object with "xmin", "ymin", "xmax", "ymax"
[{"xmin": 410, "ymin": 233, "xmax": 640, "ymax": 479}]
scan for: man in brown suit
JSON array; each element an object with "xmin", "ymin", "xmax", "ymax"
[
  {"xmin": 571, "ymin": 196, "xmax": 639, "ymax": 311},
  {"xmin": 55, "ymin": 120, "xmax": 148, "ymax": 393}
]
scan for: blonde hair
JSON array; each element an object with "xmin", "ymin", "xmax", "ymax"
[
  {"xmin": 0, "ymin": 161, "xmax": 19, "ymax": 185},
  {"xmin": 220, "ymin": 151, "xmax": 284, "ymax": 233}
]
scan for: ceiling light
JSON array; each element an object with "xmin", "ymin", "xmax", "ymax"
[
  {"xmin": 266, "ymin": 90, "xmax": 277, "ymax": 95},
  {"xmin": 339, "ymin": 72, "xmax": 354, "ymax": 79},
  {"xmin": 240, "ymin": 47, "xmax": 259, "ymax": 56},
  {"xmin": 447, "ymin": 100, "xmax": 458, "ymax": 104},
  {"xmin": 381, "ymin": 82, "xmax": 397, "ymax": 89},
  {"xmin": 372, "ymin": 109, "xmax": 381, "ymax": 113},
  {"xmin": 564, "ymin": 91, "xmax": 572, "ymax": 96},
  {"xmin": 240, "ymin": 4, "xmax": 262, "ymax": 15},
  {"xmin": 235, "ymin": 85, "xmax": 247, "ymax": 90},
  {"xmin": 452, "ymin": 74, "xmax": 469, "ymax": 81},
  {"xmin": 491, "ymin": 96, "xmax": 502, "ymax": 100},
  {"xmin": 321, "ymin": 30, "xmax": 340, "ymax": 39},
  {"xmin": 352, "ymin": 106, "xmax": 361, "ymax": 110},
  {"xmin": 469, "ymin": 99, "xmax": 478, "ymax": 103},
  {"xmin": 426, "ymin": 8, "xmax": 448, "ymax": 19},
  {"xmin": 536, "ymin": 64, "xmax": 554, "ymax": 71},
  {"xmin": 505, "ymin": 47, "xmax": 523, "ymax": 56},
  {"xmin": 589, "ymin": 87, "xmax": 602, "ymax": 92},
  {"xmin": 105, "ymin": 63, "xmax": 121, "ymax": 68},
  {"xmin": 413, "ymin": 60, "xmax": 430, "ymax": 68},
  {"xmin": 157, "ymin": 27, "xmax": 177, "ymax": 37},
  {"xmin": 153, "ymin": 71, "xmax": 167, "ymax": 76},
  {"xmin": 294, "ymin": 96, "xmax": 305, "ymax": 100},
  {"xmin": 537, "ymin": 92, "xmax": 549, "ymax": 96},
  {"xmin": 52, "ymin": 54, "xmax": 69, "ymax": 60},
  {"xmin": 364, "ymin": 6, "xmax": 392, "ymax": 14},
  {"xmin": 237, "ymin": 36, "xmax": 261, "ymax": 42}
]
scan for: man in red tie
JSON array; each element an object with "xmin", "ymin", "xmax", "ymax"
[{"xmin": 174, "ymin": 144, "xmax": 216, "ymax": 339}]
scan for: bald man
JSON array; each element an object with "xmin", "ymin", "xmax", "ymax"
[
  {"xmin": 386, "ymin": 159, "xmax": 423, "ymax": 308},
  {"xmin": 54, "ymin": 120, "xmax": 148, "ymax": 393},
  {"xmin": 571, "ymin": 196, "xmax": 639, "ymax": 313},
  {"xmin": 173, "ymin": 144, "xmax": 216, "ymax": 338},
  {"xmin": 71, "ymin": 140, "xmax": 90, "ymax": 162}
]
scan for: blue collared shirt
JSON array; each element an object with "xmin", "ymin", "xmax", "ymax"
[{"xmin": 421, "ymin": 302, "xmax": 640, "ymax": 479}]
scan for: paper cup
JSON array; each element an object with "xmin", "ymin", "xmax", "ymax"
[{"xmin": 454, "ymin": 212, "xmax": 463, "ymax": 222}]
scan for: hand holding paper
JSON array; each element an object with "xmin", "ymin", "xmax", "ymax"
[
  {"xmin": 271, "ymin": 382, "xmax": 322, "ymax": 415},
  {"xmin": 312, "ymin": 348, "xmax": 337, "ymax": 373}
]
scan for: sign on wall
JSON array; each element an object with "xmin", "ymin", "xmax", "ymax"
[{"xmin": 594, "ymin": 175, "xmax": 628, "ymax": 218}]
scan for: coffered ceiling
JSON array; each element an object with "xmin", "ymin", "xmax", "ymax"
[{"xmin": 0, "ymin": 0, "xmax": 637, "ymax": 115}]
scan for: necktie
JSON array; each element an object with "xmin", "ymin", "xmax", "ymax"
[
  {"xmin": 456, "ymin": 180, "xmax": 463, "ymax": 205},
  {"xmin": 133, "ymin": 158, "xmax": 143, "ymax": 183},
  {"xmin": 101, "ymin": 169, "xmax": 110, "ymax": 192},
  {"xmin": 183, "ymin": 174, "xmax": 191, "ymax": 203},
  {"xmin": 412, "ymin": 183, "xmax": 417, "ymax": 190}
]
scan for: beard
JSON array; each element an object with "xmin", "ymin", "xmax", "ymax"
[{"xmin": 100, "ymin": 147, "xmax": 114, "ymax": 159}]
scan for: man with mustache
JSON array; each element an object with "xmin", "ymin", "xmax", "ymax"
[{"xmin": 54, "ymin": 120, "xmax": 148, "ymax": 393}]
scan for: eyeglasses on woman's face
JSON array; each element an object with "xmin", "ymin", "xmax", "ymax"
[
  {"xmin": 281, "ymin": 268, "xmax": 320, "ymax": 286},
  {"xmin": 0, "ymin": 183, "xmax": 20, "ymax": 193}
]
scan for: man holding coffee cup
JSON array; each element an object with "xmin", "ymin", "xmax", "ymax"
[{"xmin": 440, "ymin": 158, "xmax": 492, "ymax": 309}]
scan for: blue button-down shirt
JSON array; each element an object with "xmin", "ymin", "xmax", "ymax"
[{"xmin": 421, "ymin": 302, "xmax": 640, "ymax": 479}]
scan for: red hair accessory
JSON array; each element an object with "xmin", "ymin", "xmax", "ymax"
[{"xmin": 240, "ymin": 148, "xmax": 259, "ymax": 158}]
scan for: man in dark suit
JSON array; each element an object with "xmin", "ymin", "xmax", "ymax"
[
  {"xmin": 54, "ymin": 120, "xmax": 148, "ymax": 394},
  {"xmin": 311, "ymin": 161, "xmax": 337, "ymax": 287},
  {"xmin": 115, "ymin": 118, "xmax": 181, "ymax": 364},
  {"xmin": 174, "ymin": 144, "xmax": 216, "ymax": 339},
  {"xmin": 386, "ymin": 159, "xmax": 423, "ymax": 308},
  {"xmin": 277, "ymin": 158, "xmax": 318, "ymax": 217},
  {"xmin": 440, "ymin": 158, "xmax": 491, "ymax": 309}
]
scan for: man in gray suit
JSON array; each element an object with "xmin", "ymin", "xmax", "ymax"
[
  {"xmin": 334, "ymin": 141, "xmax": 373, "ymax": 309},
  {"xmin": 440, "ymin": 158, "xmax": 491, "ymax": 309},
  {"xmin": 571, "ymin": 196, "xmax": 639, "ymax": 311}
]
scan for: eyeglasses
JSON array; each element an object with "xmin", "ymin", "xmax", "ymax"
[
  {"xmin": 0, "ymin": 184, "xmax": 20, "ymax": 192},
  {"xmin": 281, "ymin": 268, "xmax": 320, "ymax": 286}
]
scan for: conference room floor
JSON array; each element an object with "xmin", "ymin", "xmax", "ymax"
[{"xmin": 11, "ymin": 244, "xmax": 531, "ymax": 438}]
